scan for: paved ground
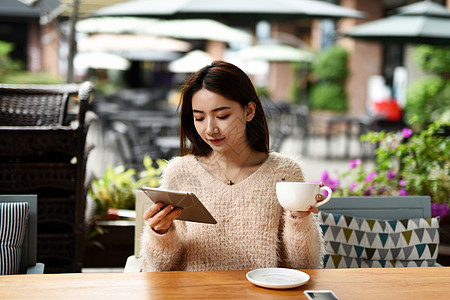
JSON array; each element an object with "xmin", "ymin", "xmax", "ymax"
[{"xmin": 279, "ymin": 134, "xmax": 373, "ymax": 183}]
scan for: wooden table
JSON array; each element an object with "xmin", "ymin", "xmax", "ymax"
[{"xmin": 1, "ymin": 267, "xmax": 449, "ymax": 299}]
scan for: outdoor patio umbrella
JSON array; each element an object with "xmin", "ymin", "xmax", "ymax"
[
  {"xmin": 91, "ymin": 0, "xmax": 365, "ymax": 21},
  {"xmin": 168, "ymin": 50, "xmax": 214, "ymax": 73},
  {"xmin": 77, "ymin": 34, "xmax": 192, "ymax": 52},
  {"xmin": 235, "ymin": 43, "xmax": 314, "ymax": 62},
  {"xmin": 74, "ymin": 52, "xmax": 131, "ymax": 70},
  {"xmin": 76, "ymin": 34, "xmax": 192, "ymax": 62},
  {"xmin": 76, "ymin": 17, "xmax": 252, "ymax": 43},
  {"xmin": 343, "ymin": 0, "xmax": 450, "ymax": 45}
]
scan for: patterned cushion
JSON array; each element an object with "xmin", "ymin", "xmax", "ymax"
[
  {"xmin": 0, "ymin": 202, "xmax": 29, "ymax": 275},
  {"xmin": 318, "ymin": 211, "xmax": 439, "ymax": 268}
]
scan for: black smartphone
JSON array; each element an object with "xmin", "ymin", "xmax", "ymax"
[{"xmin": 304, "ymin": 290, "xmax": 340, "ymax": 300}]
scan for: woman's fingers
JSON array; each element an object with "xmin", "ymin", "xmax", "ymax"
[
  {"xmin": 315, "ymin": 193, "xmax": 327, "ymax": 202},
  {"xmin": 144, "ymin": 203, "xmax": 183, "ymax": 234},
  {"xmin": 290, "ymin": 204, "xmax": 319, "ymax": 219},
  {"xmin": 154, "ymin": 208, "xmax": 182, "ymax": 233},
  {"xmin": 316, "ymin": 181, "xmax": 327, "ymax": 202},
  {"xmin": 291, "ymin": 210, "xmax": 311, "ymax": 218},
  {"xmin": 308, "ymin": 205, "xmax": 319, "ymax": 214},
  {"xmin": 143, "ymin": 202, "xmax": 164, "ymax": 220}
]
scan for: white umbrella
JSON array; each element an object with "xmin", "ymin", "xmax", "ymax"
[
  {"xmin": 112, "ymin": 50, "xmax": 183, "ymax": 62},
  {"xmin": 74, "ymin": 52, "xmax": 130, "ymax": 70},
  {"xmin": 168, "ymin": 50, "xmax": 214, "ymax": 73},
  {"xmin": 144, "ymin": 19, "xmax": 252, "ymax": 43},
  {"xmin": 91, "ymin": 0, "xmax": 365, "ymax": 20},
  {"xmin": 77, "ymin": 34, "xmax": 191, "ymax": 52},
  {"xmin": 76, "ymin": 17, "xmax": 252, "ymax": 44},
  {"xmin": 76, "ymin": 17, "xmax": 159, "ymax": 34},
  {"xmin": 236, "ymin": 44, "xmax": 314, "ymax": 62},
  {"xmin": 344, "ymin": 1, "xmax": 450, "ymax": 45}
]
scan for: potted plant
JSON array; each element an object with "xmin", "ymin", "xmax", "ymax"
[
  {"xmin": 321, "ymin": 121, "xmax": 449, "ymax": 216},
  {"xmin": 318, "ymin": 121, "xmax": 449, "ymax": 265},
  {"xmin": 84, "ymin": 156, "xmax": 167, "ymax": 267},
  {"xmin": 89, "ymin": 156, "xmax": 167, "ymax": 220}
]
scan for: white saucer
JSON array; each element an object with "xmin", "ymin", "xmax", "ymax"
[{"xmin": 246, "ymin": 268, "xmax": 310, "ymax": 289}]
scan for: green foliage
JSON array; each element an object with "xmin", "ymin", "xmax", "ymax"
[
  {"xmin": 413, "ymin": 45, "xmax": 450, "ymax": 75},
  {"xmin": 86, "ymin": 224, "xmax": 106, "ymax": 250},
  {"xmin": 310, "ymin": 83, "xmax": 347, "ymax": 111},
  {"xmin": 0, "ymin": 41, "xmax": 22, "ymax": 80},
  {"xmin": 90, "ymin": 69, "xmax": 123, "ymax": 96},
  {"xmin": 255, "ymin": 86, "xmax": 271, "ymax": 99},
  {"xmin": 136, "ymin": 156, "xmax": 167, "ymax": 188},
  {"xmin": 0, "ymin": 40, "xmax": 64, "ymax": 84},
  {"xmin": 331, "ymin": 122, "xmax": 450, "ymax": 207},
  {"xmin": 0, "ymin": 41, "xmax": 13, "ymax": 55},
  {"xmin": 405, "ymin": 46, "xmax": 450, "ymax": 131},
  {"xmin": 291, "ymin": 61, "xmax": 310, "ymax": 104},
  {"xmin": 309, "ymin": 46, "xmax": 349, "ymax": 112},
  {"xmin": 89, "ymin": 156, "xmax": 167, "ymax": 219},
  {"xmin": 405, "ymin": 76, "xmax": 449, "ymax": 129},
  {"xmin": 1, "ymin": 71, "xmax": 64, "ymax": 84},
  {"xmin": 312, "ymin": 46, "xmax": 349, "ymax": 83}
]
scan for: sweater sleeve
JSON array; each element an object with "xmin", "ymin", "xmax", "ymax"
[
  {"xmin": 277, "ymin": 155, "xmax": 325, "ymax": 269},
  {"xmin": 140, "ymin": 157, "xmax": 187, "ymax": 272},
  {"xmin": 281, "ymin": 213, "xmax": 324, "ymax": 269}
]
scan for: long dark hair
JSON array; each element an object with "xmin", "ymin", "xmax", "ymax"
[{"xmin": 179, "ymin": 60, "xmax": 269, "ymax": 156}]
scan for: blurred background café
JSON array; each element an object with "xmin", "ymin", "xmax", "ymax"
[{"xmin": 0, "ymin": 0, "xmax": 449, "ymax": 274}]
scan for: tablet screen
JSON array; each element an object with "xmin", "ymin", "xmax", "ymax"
[{"xmin": 141, "ymin": 187, "xmax": 217, "ymax": 224}]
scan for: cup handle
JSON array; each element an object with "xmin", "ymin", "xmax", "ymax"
[{"xmin": 315, "ymin": 186, "xmax": 333, "ymax": 207}]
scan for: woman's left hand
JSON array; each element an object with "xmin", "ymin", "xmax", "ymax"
[{"xmin": 290, "ymin": 182, "xmax": 327, "ymax": 218}]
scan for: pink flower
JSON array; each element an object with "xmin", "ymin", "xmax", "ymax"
[
  {"xmin": 399, "ymin": 188, "xmax": 408, "ymax": 196},
  {"xmin": 320, "ymin": 171, "xmax": 339, "ymax": 191},
  {"xmin": 320, "ymin": 170, "xmax": 330, "ymax": 181},
  {"xmin": 432, "ymin": 203, "xmax": 450, "ymax": 218},
  {"xmin": 364, "ymin": 185, "xmax": 374, "ymax": 196},
  {"xmin": 387, "ymin": 170, "xmax": 396, "ymax": 180},
  {"xmin": 402, "ymin": 128, "xmax": 413, "ymax": 139},
  {"xmin": 364, "ymin": 172, "xmax": 378, "ymax": 183},
  {"xmin": 399, "ymin": 179, "xmax": 407, "ymax": 187},
  {"xmin": 390, "ymin": 142, "xmax": 398, "ymax": 150},
  {"xmin": 348, "ymin": 159, "xmax": 362, "ymax": 169},
  {"xmin": 349, "ymin": 182, "xmax": 357, "ymax": 192}
]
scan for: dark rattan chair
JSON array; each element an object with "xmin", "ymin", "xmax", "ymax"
[{"xmin": 0, "ymin": 81, "xmax": 95, "ymax": 273}]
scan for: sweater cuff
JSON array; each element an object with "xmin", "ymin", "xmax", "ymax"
[
  {"xmin": 146, "ymin": 221, "xmax": 180, "ymax": 248},
  {"xmin": 286, "ymin": 211, "xmax": 314, "ymax": 224}
]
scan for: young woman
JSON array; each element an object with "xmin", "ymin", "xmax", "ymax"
[{"xmin": 141, "ymin": 61, "xmax": 324, "ymax": 271}]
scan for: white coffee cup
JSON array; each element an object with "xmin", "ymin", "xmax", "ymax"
[{"xmin": 276, "ymin": 182, "xmax": 333, "ymax": 211}]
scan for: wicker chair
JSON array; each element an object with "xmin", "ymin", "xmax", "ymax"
[{"xmin": 0, "ymin": 81, "xmax": 95, "ymax": 273}]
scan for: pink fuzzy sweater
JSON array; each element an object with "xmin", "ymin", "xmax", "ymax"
[{"xmin": 140, "ymin": 152, "xmax": 324, "ymax": 271}]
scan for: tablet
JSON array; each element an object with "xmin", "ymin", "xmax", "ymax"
[{"xmin": 141, "ymin": 186, "xmax": 217, "ymax": 224}]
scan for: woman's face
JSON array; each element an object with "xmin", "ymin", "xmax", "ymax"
[{"xmin": 191, "ymin": 88, "xmax": 255, "ymax": 155}]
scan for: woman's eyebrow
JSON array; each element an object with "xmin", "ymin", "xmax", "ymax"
[{"xmin": 193, "ymin": 106, "xmax": 231, "ymax": 113}]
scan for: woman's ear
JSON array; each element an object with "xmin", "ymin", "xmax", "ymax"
[{"xmin": 246, "ymin": 102, "xmax": 256, "ymax": 122}]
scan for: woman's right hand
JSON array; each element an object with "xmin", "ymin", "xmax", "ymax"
[{"xmin": 143, "ymin": 202, "xmax": 183, "ymax": 234}]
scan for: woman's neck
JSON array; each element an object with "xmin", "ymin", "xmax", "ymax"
[
  {"xmin": 198, "ymin": 145, "xmax": 268, "ymax": 185},
  {"xmin": 209, "ymin": 144, "xmax": 256, "ymax": 169}
]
